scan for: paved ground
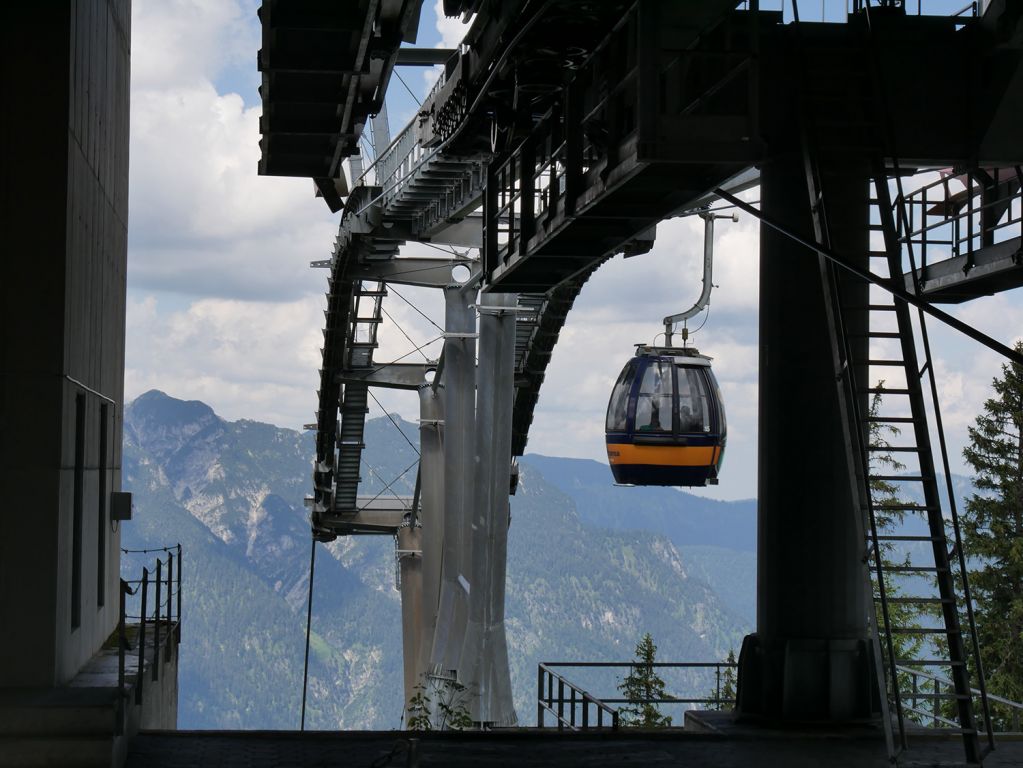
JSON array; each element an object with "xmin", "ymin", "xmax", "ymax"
[{"xmin": 126, "ymin": 727, "xmax": 1023, "ymax": 768}]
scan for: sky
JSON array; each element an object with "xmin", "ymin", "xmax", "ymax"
[{"xmin": 125, "ymin": 0, "xmax": 1021, "ymax": 501}]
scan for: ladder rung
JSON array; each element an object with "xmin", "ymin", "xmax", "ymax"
[
  {"xmin": 861, "ymin": 304, "xmax": 897, "ymax": 311},
  {"xmin": 873, "ymin": 504, "xmax": 937, "ymax": 511},
  {"xmin": 865, "ymin": 416, "xmax": 917, "ymax": 423},
  {"xmin": 356, "ymin": 290, "xmax": 388, "ymax": 297},
  {"xmin": 866, "ymin": 445, "xmax": 920, "ymax": 452},
  {"xmin": 902, "ymin": 692, "xmax": 971, "ymax": 701},
  {"xmin": 861, "ymin": 359, "xmax": 906, "ymax": 366},
  {"xmin": 874, "ymin": 535, "xmax": 939, "ymax": 542},
  {"xmin": 886, "ymin": 566, "xmax": 949, "ymax": 573},
  {"xmin": 896, "ymin": 659, "xmax": 965, "ymax": 667},
  {"xmin": 871, "ymin": 475, "xmax": 930, "ymax": 482},
  {"xmin": 852, "ymin": 331, "xmax": 901, "ymax": 339},
  {"xmin": 862, "ymin": 387, "xmax": 911, "ymax": 395},
  {"xmin": 889, "ymin": 627, "xmax": 960, "ymax": 635},
  {"xmin": 885, "ymin": 597, "xmax": 953, "ymax": 604}
]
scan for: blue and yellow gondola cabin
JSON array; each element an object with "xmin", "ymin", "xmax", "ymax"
[{"xmin": 605, "ymin": 346, "xmax": 726, "ymax": 487}]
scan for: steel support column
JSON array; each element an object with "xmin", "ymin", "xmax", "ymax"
[
  {"xmin": 459, "ymin": 290, "xmax": 518, "ymax": 726},
  {"xmin": 397, "ymin": 522, "xmax": 424, "ymax": 709},
  {"xmin": 737, "ymin": 152, "xmax": 874, "ymax": 721},
  {"xmin": 428, "ymin": 283, "xmax": 479, "ymax": 679},
  {"xmin": 415, "ymin": 386, "xmax": 445, "ymax": 689}
]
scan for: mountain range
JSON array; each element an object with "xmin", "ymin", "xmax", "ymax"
[{"xmin": 120, "ymin": 390, "xmax": 757, "ymax": 728}]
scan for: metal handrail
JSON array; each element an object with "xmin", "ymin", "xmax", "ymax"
[
  {"xmin": 120, "ymin": 545, "xmax": 183, "ymax": 723},
  {"xmin": 536, "ymin": 661, "xmax": 739, "ymax": 730},
  {"xmin": 896, "ymin": 664, "xmax": 1023, "ymax": 733}
]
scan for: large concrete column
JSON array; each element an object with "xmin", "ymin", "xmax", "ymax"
[
  {"xmin": 459, "ymin": 290, "xmax": 518, "ymax": 726},
  {"xmin": 737, "ymin": 152, "xmax": 875, "ymax": 721}
]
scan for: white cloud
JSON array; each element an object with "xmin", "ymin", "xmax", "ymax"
[
  {"xmin": 125, "ymin": 294, "xmax": 323, "ymax": 429},
  {"xmin": 129, "ymin": 79, "xmax": 338, "ymax": 300},
  {"xmin": 132, "ymin": 0, "xmax": 257, "ymax": 92},
  {"xmin": 434, "ymin": 0, "xmax": 472, "ymax": 48}
]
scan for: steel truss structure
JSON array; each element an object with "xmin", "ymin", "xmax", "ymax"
[{"xmin": 259, "ymin": 1, "xmax": 1023, "ymax": 761}]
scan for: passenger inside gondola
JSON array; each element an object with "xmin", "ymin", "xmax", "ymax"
[{"xmin": 635, "ymin": 360, "xmax": 671, "ymax": 431}]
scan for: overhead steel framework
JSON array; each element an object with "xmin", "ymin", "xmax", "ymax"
[{"xmin": 259, "ymin": 0, "xmax": 1023, "ymax": 762}]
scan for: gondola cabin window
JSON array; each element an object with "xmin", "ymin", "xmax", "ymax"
[
  {"xmin": 606, "ymin": 362, "xmax": 636, "ymax": 431},
  {"xmin": 635, "ymin": 360, "xmax": 672, "ymax": 432},
  {"xmin": 677, "ymin": 365, "xmax": 711, "ymax": 433}
]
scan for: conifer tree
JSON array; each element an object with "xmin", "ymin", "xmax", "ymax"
[
  {"xmin": 718, "ymin": 649, "xmax": 737, "ymax": 709},
  {"xmin": 618, "ymin": 633, "xmax": 673, "ymax": 727},
  {"xmin": 961, "ymin": 343, "xmax": 1023, "ymax": 717}
]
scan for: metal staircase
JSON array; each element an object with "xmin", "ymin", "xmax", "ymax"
[{"xmin": 790, "ymin": 4, "xmax": 994, "ymax": 764}]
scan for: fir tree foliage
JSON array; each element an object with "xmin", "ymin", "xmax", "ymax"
[
  {"xmin": 718, "ymin": 649, "xmax": 737, "ymax": 710},
  {"xmin": 961, "ymin": 343, "xmax": 1023, "ymax": 716},
  {"xmin": 617, "ymin": 633, "xmax": 673, "ymax": 727}
]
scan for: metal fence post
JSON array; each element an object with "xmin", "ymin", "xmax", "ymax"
[
  {"xmin": 117, "ymin": 579, "xmax": 127, "ymax": 734},
  {"xmin": 153, "ymin": 558, "xmax": 162, "ymax": 682},
  {"xmin": 176, "ymin": 544, "xmax": 183, "ymax": 641},
  {"xmin": 558, "ymin": 678, "xmax": 565, "ymax": 730},
  {"xmin": 136, "ymin": 568, "xmax": 148, "ymax": 704},
  {"xmin": 537, "ymin": 666, "xmax": 544, "ymax": 727},
  {"xmin": 167, "ymin": 551, "xmax": 174, "ymax": 628}
]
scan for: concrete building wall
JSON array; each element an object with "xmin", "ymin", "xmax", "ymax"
[{"xmin": 0, "ymin": 0, "xmax": 131, "ymax": 687}]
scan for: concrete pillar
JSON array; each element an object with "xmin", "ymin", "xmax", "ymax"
[
  {"xmin": 459, "ymin": 291, "xmax": 518, "ymax": 726},
  {"xmin": 737, "ymin": 152, "xmax": 875, "ymax": 721}
]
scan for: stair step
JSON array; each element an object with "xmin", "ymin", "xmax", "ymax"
[{"xmin": 0, "ymin": 735, "xmax": 115, "ymax": 768}]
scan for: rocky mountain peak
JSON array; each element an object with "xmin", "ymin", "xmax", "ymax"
[{"xmin": 125, "ymin": 390, "xmax": 223, "ymax": 459}]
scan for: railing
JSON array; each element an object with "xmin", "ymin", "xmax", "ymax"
[
  {"xmin": 897, "ymin": 664, "xmax": 1023, "ymax": 735},
  {"xmin": 896, "ymin": 168, "xmax": 1023, "ymax": 276},
  {"xmin": 118, "ymin": 545, "xmax": 182, "ymax": 730},
  {"xmin": 536, "ymin": 661, "xmax": 738, "ymax": 731},
  {"xmin": 747, "ymin": 1, "xmax": 980, "ymax": 20}
]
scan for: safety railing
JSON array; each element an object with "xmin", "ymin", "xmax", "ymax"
[
  {"xmin": 745, "ymin": 1, "xmax": 979, "ymax": 20},
  {"xmin": 896, "ymin": 168, "xmax": 1023, "ymax": 275},
  {"xmin": 536, "ymin": 660, "xmax": 739, "ymax": 730},
  {"xmin": 118, "ymin": 545, "xmax": 182, "ymax": 731},
  {"xmin": 897, "ymin": 664, "xmax": 1023, "ymax": 735}
]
